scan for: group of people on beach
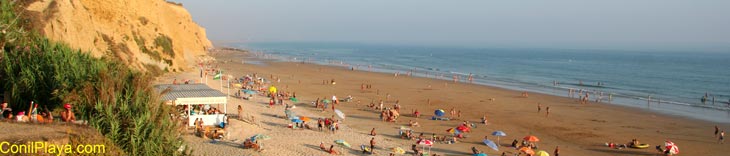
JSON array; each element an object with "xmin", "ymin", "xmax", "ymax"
[{"xmin": 1, "ymin": 102, "xmax": 76, "ymax": 123}]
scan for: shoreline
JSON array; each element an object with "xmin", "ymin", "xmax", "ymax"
[
  {"xmin": 243, "ymin": 48, "xmax": 730, "ymax": 124},
  {"xmin": 173, "ymin": 48, "xmax": 730, "ymax": 155}
]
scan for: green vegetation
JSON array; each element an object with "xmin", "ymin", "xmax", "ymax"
[
  {"xmin": 134, "ymin": 33, "xmax": 162, "ymax": 61},
  {"xmin": 154, "ymin": 34, "xmax": 174, "ymax": 57},
  {"xmin": 0, "ymin": 1, "xmax": 187, "ymax": 155}
]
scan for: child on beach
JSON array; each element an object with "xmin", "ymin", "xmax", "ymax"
[{"xmin": 371, "ymin": 128, "xmax": 377, "ymax": 136}]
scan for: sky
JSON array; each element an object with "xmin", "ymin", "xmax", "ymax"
[{"xmin": 171, "ymin": 0, "xmax": 730, "ymax": 52}]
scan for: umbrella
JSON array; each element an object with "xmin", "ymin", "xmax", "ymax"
[
  {"xmin": 446, "ymin": 128, "xmax": 456, "ymax": 134},
  {"xmin": 242, "ymin": 89, "xmax": 257, "ymax": 94},
  {"xmin": 392, "ymin": 147, "xmax": 406, "ymax": 155},
  {"xmin": 417, "ymin": 140, "xmax": 434, "ymax": 146},
  {"xmin": 289, "ymin": 97, "xmax": 299, "ymax": 102},
  {"xmin": 335, "ymin": 109, "xmax": 346, "ymax": 120},
  {"xmin": 457, "ymin": 125, "xmax": 470, "ymax": 132},
  {"xmin": 269, "ymin": 86, "xmax": 277, "ymax": 94},
  {"xmin": 523, "ymin": 135, "xmax": 540, "ymax": 142},
  {"xmin": 665, "ymin": 140, "xmax": 679, "ymax": 154},
  {"xmin": 535, "ymin": 150, "xmax": 550, "ymax": 156},
  {"xmin": 291, "ymin": 119, "xmax": 303, "ymax": 123},
  {"xmin": 519, "ymin": 147, "xmax": 535, "ymax": 155},
  {"xmin": 417, "ymin": 139, "xmax": 434, "ymax": 154},
  {"xmin": 250, "ymin": 134, "xmax": 271, "ymax": 142},
  {"xmin": 434, "ymin": 109, "xmax": 445, "ymax": 117},
  {"xmin": 322, "ymin": 99, "xmax": 331, "ymax": 104},
  {"xmin": 473, "ymin": 154, "xmax": 487, "ymax": 156},
  {"xmin": 491, "ymin": 131, "xmax": 507, "ymax": 137},
  {"xmin": 334, "ymin": 139, "xmax": 351, "ymax": 148},
  {"xmin": 482, "ymin": 139, "xmax": 499, "ymax": 151},
  {"xmin": 299, "ymin": 116, "xmax": 311, "ymax": 122},
  {"xmin": 491, "ymin": 131, "xmax": 507, "ymax": 145}
]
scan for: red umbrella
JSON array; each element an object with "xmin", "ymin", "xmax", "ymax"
[
  {"xmin": 523, "ymin": 135, "xmax": 540, "ymax": 142},
  {"xmin": 456, "ymin": 125, "xmax": 470, "ymax": 132},
  {"xmin": 519, "ymin": 147, "xmax": 535, "ymax": 155}
]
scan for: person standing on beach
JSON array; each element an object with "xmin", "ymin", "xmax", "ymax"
[
  {"xmin": 546, "ymin": 106, "xmax": 551, "ymax": 117},
  {"xmin": 370, "ymin": 137, "xmax": 376, "ymax": 151},
  {"xmin": 331, "ymin": 102, "xmax": 336, "ymax": 112},
  {"xmin": 317, "ymin": 119, "xmax": 324, "ymax": 131},
  {"xmin": 379, "ymin": 100, "xmax": 384, "ymax": 111},
  {"xmin": 537, "ymin": 103, "xmax": 542, "ymax": 113},
  {"xmin": 720, "ymin": 130, "xmax": 725, "ymax": 144},
  {"xmin": 482, "ymin": 114, "xmax": 488, "ymax": 125},
  {"xmin": 716, "ymin": 125, "xmax": 720, "ymax": 137},
  {"xmin": 554, "ymin": 146, "xmax": 560, "ymax": 156},
  {"xmin": 450, "ymin": 108, "xmax": 456, "ymax": 118},
  {"xmin": 237, "ymin": 105, "xmax": 243, "ymax": 120}
]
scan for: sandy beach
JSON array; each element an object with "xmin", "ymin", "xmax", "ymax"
[{"xmin": 165, "ymin": 49, "xmax": 730, "ymax": 156}]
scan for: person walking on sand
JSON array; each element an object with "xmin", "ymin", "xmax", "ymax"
[
  {"xmin": 546, "ymin": 106, "xmax": 551, "ymax": 117},
  {"xmin": 537, "ymin": 103, "xmax": 542, "ymax": 113},
  {"xmin": 716, "ymin": 125, "xmax": 720, "ymax": 137},
  {"xmin": 370, "ymin": 137, "xmax": 376, "ymax": 151},
  {"xmin": 720, "ymin": 130, "xmax": 725, "ymax": 144},
  {"xmin": 554, "ymin": 146, "xmax": 560, "ymax": 156}
]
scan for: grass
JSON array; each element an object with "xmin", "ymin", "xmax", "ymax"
[
  {"xmin": 154, "ymin": 34, "xmax": 174, "ymax": 57},
  {"xmin": 0, "ymin": 0, "xmax": 188, "ymax": 155}
]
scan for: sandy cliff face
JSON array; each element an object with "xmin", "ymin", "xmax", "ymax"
[{"xmin": 22, "ymin": 0, "xmax": 212, "ymax": 72}]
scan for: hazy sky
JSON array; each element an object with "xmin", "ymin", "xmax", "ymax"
[{"xmin": 172, "ymin": 0, "xmax": 730, "ymax": 51}]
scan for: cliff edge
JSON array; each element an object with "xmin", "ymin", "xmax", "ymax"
[{"xmin": 21, "ymin": 0, "xmax": 212, "ymax": 72}]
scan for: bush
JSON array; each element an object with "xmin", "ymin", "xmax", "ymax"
[
  {"xmin": 154, "ymin": 35, "xmax": 174, "ymax": 57},
  {"xmin": 0, "ymin": 1, "xmax": 188, "ymax": 155}
]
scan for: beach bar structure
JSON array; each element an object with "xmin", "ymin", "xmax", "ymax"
[{"xmin": 155, "ymin": 84, "xmax": 227, "ymax": 127}]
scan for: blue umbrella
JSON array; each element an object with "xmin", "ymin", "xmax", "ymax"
[
  {"xmin": 473, "ymin": 154, "xmax": 487, "ymax": 156},
  {"xmin": 291, "ymin": 119, "xmax": 303, "ymax": 123},
  {"xmin": 483, "ymin": 139, "xmax": 499, "ymax": 151},
  {"xmin": 491, "ymin": 131, "xmax": 507, "ymax": 145},
  {"xmin": 434, "ymin": 109, "xmax": 445, "ymax": 117},
  {"xmin": 491, "ymin": 131, "xmax": 507, "ymax": 137}
]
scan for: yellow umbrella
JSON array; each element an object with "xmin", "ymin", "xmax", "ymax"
[
  {"xmin": 392, "ymin": 147, "xmax": 406, "ymax": 154},
  {"xmin": 535, "ymin": 150, "xmax": 550, "ymax": 156},
  {"xmin": 269, "ymin": 86, "xmax": 277, "ymax": 94}
]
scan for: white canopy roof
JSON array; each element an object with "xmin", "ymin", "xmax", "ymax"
[{"xmin": 155, "ymin": 84, "xmax": 227, "ymax": 105}]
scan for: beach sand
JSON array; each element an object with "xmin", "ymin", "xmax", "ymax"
[{"xmin": 166, "ymin": 49, "xmax": 730, "ymax": 156}]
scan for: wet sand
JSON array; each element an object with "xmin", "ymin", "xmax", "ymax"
[{"xmin": 176, "ymin": 49, "xmax": 730, "ymax": 156}]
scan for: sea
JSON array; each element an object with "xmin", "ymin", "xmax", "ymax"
[{"xmin": 232, "ymin": 42, "xmax": 730, "ymax": 123}]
